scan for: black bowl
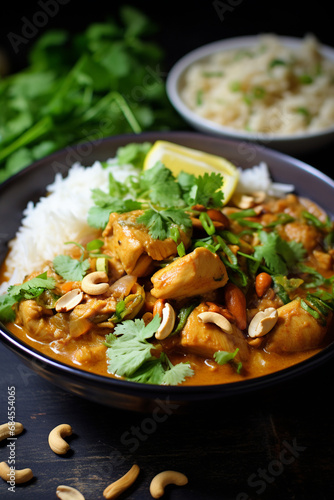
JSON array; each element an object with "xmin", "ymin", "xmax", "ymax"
[{"xmin": 1, "ymin": 131, "xmax": 334, "ymax": 412}]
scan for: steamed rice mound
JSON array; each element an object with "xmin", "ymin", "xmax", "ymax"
[
  {"xmin": 0, "ymin": 160, "xmax": 138, "ymax": 293},
  {"xmin": 180, "ymin": 34, "xmax": 334, "ymax": 135}
]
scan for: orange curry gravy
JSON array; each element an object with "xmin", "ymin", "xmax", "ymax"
[{"xmin": 1, "ymin": 192, "xmax": 334, "ymax": 386}]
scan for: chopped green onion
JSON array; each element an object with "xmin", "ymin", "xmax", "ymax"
[
  {"xmin": 298, "ymin": 74, "xmax": 313, "ymax": 84},
  {"xmin": 171, "ymin": 302, "xmax": 198, "ymax": 336},
  {"xmin": 229, "ymin": 209, "xmax": 257, "ymax": 219},
  {"xmin": 216, "ymin": 235, "xmax": 238, "ymax": 266},
  {"xmin": 196, "ymin": 89, "xmax": 204, "ymax": 105},
  {"xmin": 300, "ymin": 299, "xmax": 321, "ymax": 320},
  {"xmin": 264, "ymin": 213, "xmax": 295, "ymax": 228},
  {"xmin": 199, "ymin": 212, "xmax": 216, "ymax": 236},
  {"xmin": 177, "ymin": 241, "xmax": 186, "ymax": 257},
  {"xmin": 269, "ymin": 58, "xmax": 287, "ymax": 68}
]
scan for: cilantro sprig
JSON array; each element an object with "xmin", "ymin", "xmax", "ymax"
[
  {"xmin": 105, "ymin": 315, "xmax": 194, "ymax": 385},
  {"xmin": 53, "ymin": 239, "xmax": 110, "ymax": 281},
  {"xmin": 253, "ymin": 231, "xmax": 306, "ymax": 275},
  {"xmin": 137, "ymin": 207, "xmax": 192, "ymax": 241},
  {"xmin": 0, "ymin": 272, "xmax": 56, "ymax": 323},
  {"xmin": 87, "ymin": 159, "xmax": 225, "ymax": 242}
]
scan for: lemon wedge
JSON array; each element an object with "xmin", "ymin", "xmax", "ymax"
[{"xmin": 143, "ymin": 140, "xmax": 239, "ymax": 204}]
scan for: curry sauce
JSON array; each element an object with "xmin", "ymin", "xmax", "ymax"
[{"xmin": 1, "ymin": 190, "xmax": 334, "ymax": 386}]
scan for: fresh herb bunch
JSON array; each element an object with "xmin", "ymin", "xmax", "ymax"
[{"xmin": 0, "ymin": 6, "xmax": 184, "ymax": 183}]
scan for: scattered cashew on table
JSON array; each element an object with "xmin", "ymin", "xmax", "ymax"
[
  {"xmin": 48, "ymin": 423, "xmax": 73, "ymax": 455},
  {"xmin": 0, "ymin": 420, "xmax": 189, "ymax": 498}
]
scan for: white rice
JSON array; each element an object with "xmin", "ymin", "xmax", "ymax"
[
  {"xmin": 180, "ymin": 34, "xmax": 334, "ymax": 135},
  {"xmin": 0, "ymin": 159, "xmax": 138, "ymax": 293},
  {"xmin": 0, "ymin": 157, "xmax": 293, "ymax": 294},
  {"xmin": 235, "ymin": 161, "xmax": 294, "ymax": 197}
]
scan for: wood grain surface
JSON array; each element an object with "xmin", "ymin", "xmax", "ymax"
[{"xmin": 1, "ymin": 340, "xmax": 334, "ymax": 499}]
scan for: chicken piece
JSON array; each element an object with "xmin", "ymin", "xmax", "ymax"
[
  {"xmin": 17, "ymin": 300, "xmax": 56, "ymax": 341},
  {"xmin": 150, "ymin": 247, "xmax": 228, "ymax": 300},
  {"xmin": 180, "ymin": 303, "xmax": 249, "ymax": 361},
  {"xmin": 282, "ymin": 221, "xmax": 320, "ymax": 252},
  {"xmin": 313, "ymin": 250, "xmax": 333, "ymax": 271},
  {"xmin": 71, "ymin": 296, "xmax": 117, "ymax": 320},
  {"xmin": 103, "ymin": 210, "xmax": 192, "ymax": 277},
  {"xmin": 263, "ymin": 299, "xmax": 331, "ymax": 353}
]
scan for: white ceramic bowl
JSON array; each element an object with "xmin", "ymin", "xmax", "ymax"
[{"xmin": 166, "ymin": 35, "xmax": 334, "ymax": 155}]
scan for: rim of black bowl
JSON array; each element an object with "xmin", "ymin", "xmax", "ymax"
[{"xmin": 1, "ymin": 130, "xmax": 334, "ymax": 402}]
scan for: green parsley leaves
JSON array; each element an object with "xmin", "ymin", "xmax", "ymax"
[{"xmin": 105, "ymin": 315, "xmax": 194, "ymax": 385}]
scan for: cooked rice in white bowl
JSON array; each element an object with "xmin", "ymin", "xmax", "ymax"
[
  {"xmin": 167, "ymin": 34, "xmax": 334, "ymax": 153},
  {"xmin": 179, "ymin": 34, "xmax": 334, "ymax": 134}
]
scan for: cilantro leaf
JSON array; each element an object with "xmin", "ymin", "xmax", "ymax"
[
  {"xmin": 106, "ymin": 315, "xmax": 160, "ymax": 377},
  {"xmin": 127, "ymin": 358, "xmax": 165, "ymax": 384},
  {"xmin": 0, "ymin": 272, "xmax": 56, "ymax": 323},
  {"xmin": 112, "ymin": 315, "xmax": 161, "ymax": 342},
  {"xmin": 106, "ymin": 315, "xmax": 194, "ymax": 385},
  {"xmin": 140, "ymin": 161, "xmax": 183, "ymax": 207},
  {"xmin": 161, "ymin": 358, "xmax": 194, "ymax": 385},
  {"xmin": 0, "ymin": 295, "xmax": 17, "ymax": 323},
  {"xmin": 53, "ymin": 255, "xmax": 90, "ymax": 281},
  {"xmin": 183, "ymin": 172, "xmax": 224, "ymax": 208},
  {"xmin": 137, "ymin": 208, "xmax": 192, "ymax": 240},
  {"xmin": 116, "ymin": 142, "xmax": 152, "ymax": 169},
  {"xmin": 253, "ymin": 231, "xmax": 306, "ymax": 275},
  {"xmin": 87, "ymin": 199, "xmax": 142, "ymax": 229},
  {"xmin": 214, "ymin": 348, "xmax": 242, "ymax": 373},
  {"xmin": 8, "ymin": 272, "xmax": 56, "ymax": 301}
]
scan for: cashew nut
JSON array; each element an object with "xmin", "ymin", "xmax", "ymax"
[
  {"xmin": 0, "ymin": 461, "xmax": 33, "ymax": 484},
  {"xmin": 48, "ymin": 424, "xmax": 72, "ymax": 455},
  {"xmin": 248, "ymin": 307, "xmax": 278, "ymax": 338},
  {"xmin": 103, "ymin": 464, "xmax": 140, "ymax": 499},
  {"xmin": 81, "ymin": 271, "xmax": 109, "ymax": 295},
  {"xmin": 56, "ymin": 485, "xmax": 85, "ymax": 500},
  {"xmin": 0, "ymin": 422, "xmax": 24, "ymax": 441},
  {"xmin": 198, "ymin": 311, "xmax": 233, "ymax": 335},
  {"xmin": 149, "ymin": 470, "xmax": 188, "ymax": 499},
  {"xmin": 55, "ymin": 289, "xmax": 83, "ymax": 313},
  {"xmin": 155, "ymin": 303, "xmax": 176, "ymax": 340}
]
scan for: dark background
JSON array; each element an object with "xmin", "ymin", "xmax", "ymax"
[
  {"xmin": 1, "ymin": 0, "xmax": 334, "ymax": 74},
  {"xmin": 1, "ymin": 1, "xmax": 334, "ymax": 500}
]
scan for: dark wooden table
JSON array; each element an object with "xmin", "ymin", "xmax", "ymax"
[
  {"xmin": 1, "ymin": 1, "xmax": 334, "ymax": 498},
  {"xmin": 1, "ymin": 331, "xmax": 334, "ymax": 500}
]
